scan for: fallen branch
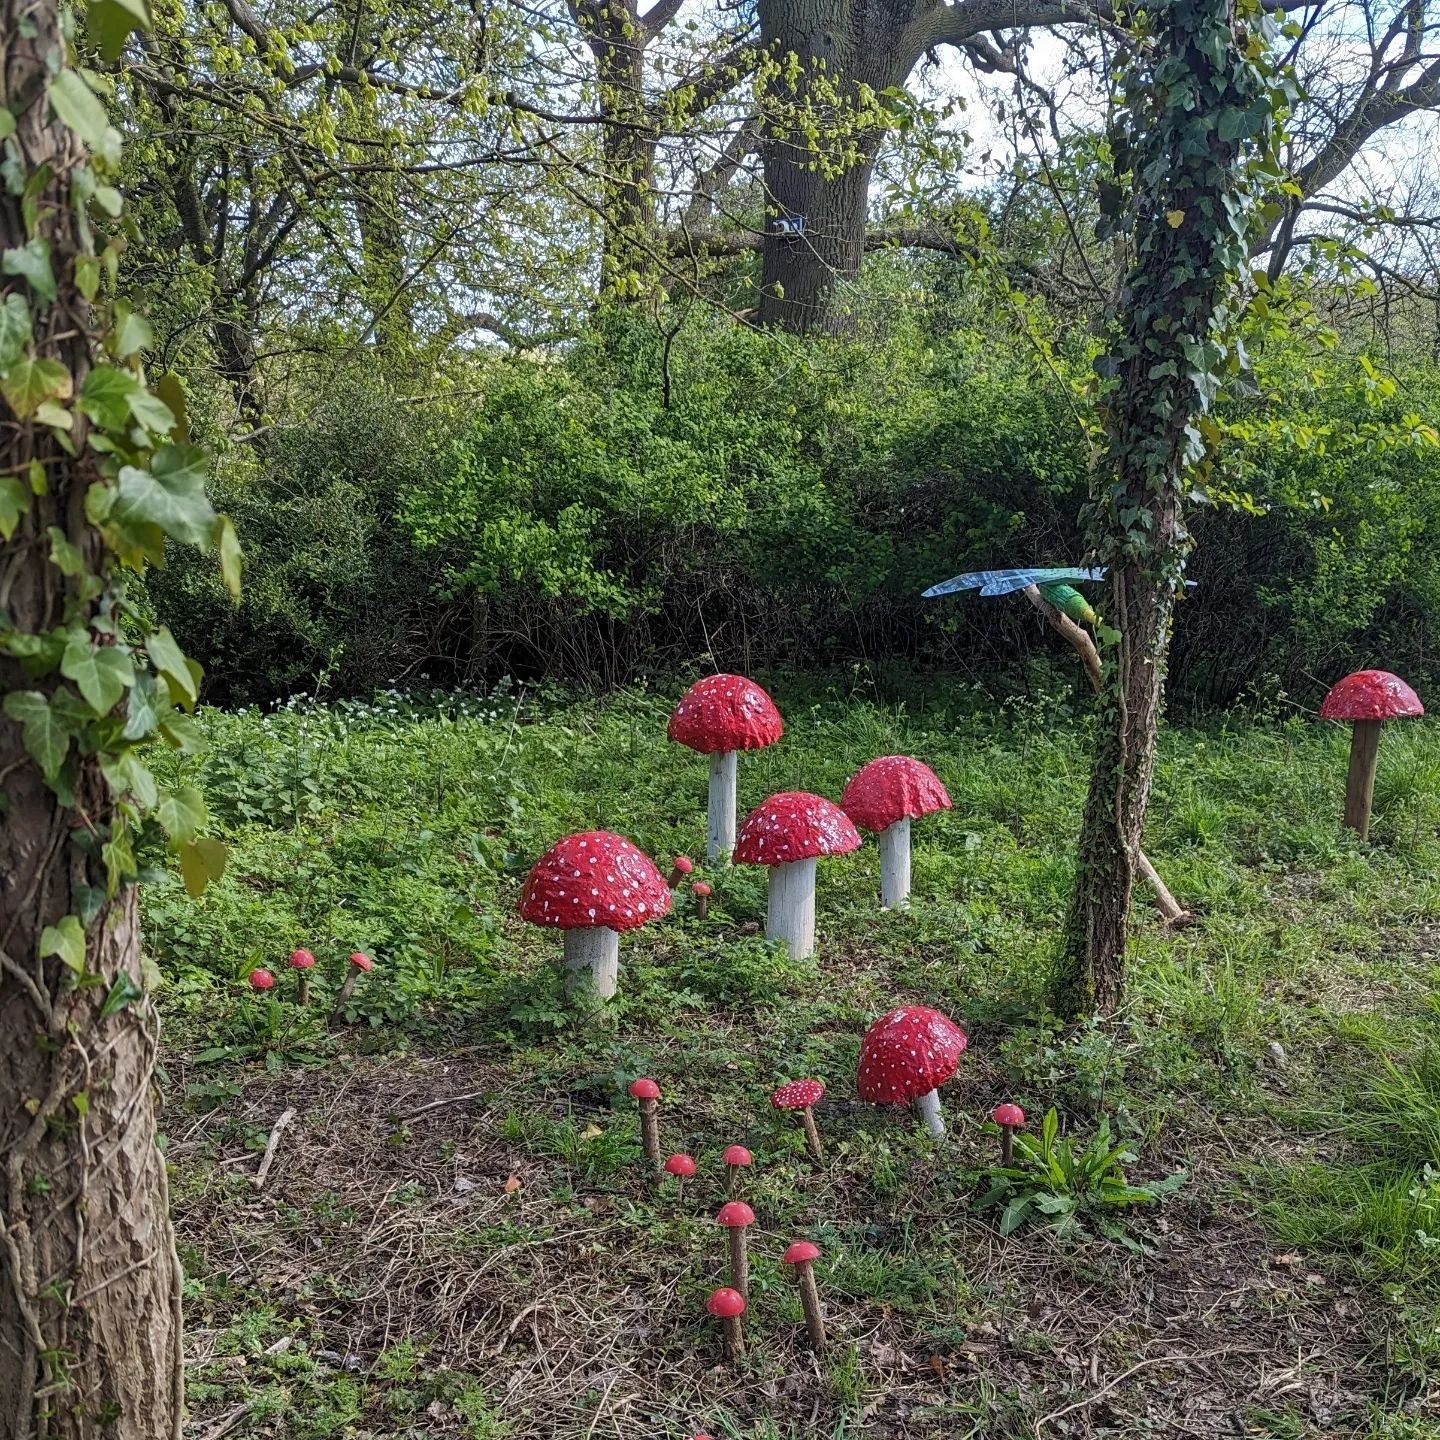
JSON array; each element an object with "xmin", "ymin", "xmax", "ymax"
[
  {"xmin": 1033, "ymin": 1348, "xmax": 1228, "ymax": 1436},
  {"xmin": 251, "ymin": 1107, "xmax": 297, "ymax": 1191},
  {"xmin": 400, "ymin": 1089, "xmax": 489, "ymax": 1120}
]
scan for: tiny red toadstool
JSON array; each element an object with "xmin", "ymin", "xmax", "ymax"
[
  {"xmin": 668, "ymin": 855, "xmax": 694, "ymax": 887},
  {"xmin": 715, "ymin": 1200, "xmax": 756, "ymax": 1299},
  {"xmin": 248, "ymin": 968, "xmax": 275, "ymax": 991},
  {"xmin": 628, "ymin": 1077, "xmax": 663, "ymax": 1170},
  {"xmin": 520, "ymin": 831, "xmax": 671, "ymax": 1005},
  {"xmin": 668, "ymin": 674, "xmax": 784, "ymax": 862},
  {"xmin": 721, "ymin": 1143, "xmax": 752, "ymax": 1197},
  {"xmin": 841, "ymin": 756, "xmax": 952, "ymax": 909},
  {"xmin": 664, "ymin": 1152, "xmax": 696, "ymax": 1199},
  {"xmin": 706, "ymin": 1285, "xmax": 747, "ymax": 1360},
  {"xmin": 991, "ymin": 1102, "xmax": 1026, "ymax": 1165},
  {"xmin": 856, "ymin": 1006, "xmax": 967, "ymax": 1139},
  {"xmin": 692, "ymin": 881, "xmax": 712, "ymax": 920},
  {"xmin": 1319, "ymin": 669, "xmax": 1424, "ymax": 840},
  {"xmin": 288, "ymin": 947, "xmax": 315, "ymax": 1005},
  {"xmin": 733, "ymin": 793, "xmax": 860, "ymax": 958},
  {"xmin": 334, "ymin": 950, "xmax": 373, "ymax": 1010},
  {"xmin": 771, "ymin": 1078, "xmax": 826, "ymax": 1162},
  {"xmin": 782, "ymin": 1239, "xmax": 826, "ymax": 1352}
]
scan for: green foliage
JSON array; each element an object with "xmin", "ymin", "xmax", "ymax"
[{"xmin": 977, "ymin": 1107, "xmax": 1188, "ymax": 1246}]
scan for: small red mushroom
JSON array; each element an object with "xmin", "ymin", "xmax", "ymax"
[
  {"xmin": 856, "ymin": 1006, "xmax": 967, "ymax": 1139},
  {"xmin": 288, "ymin": 947, "xmax": 315, "ymax": 1006},
  {"xmin": 734, "ymin": 793, "xmax": 860, "ymax": 958},
  {"xmin": 715, "ymin": 1200, "xmax": 756, "ymax": 1299},
  {"xmin": 1319, "ymin": 669, "xmax": 1424, "ymax": 840},
  {"xmin": 692, "ymin": 881, "xmax": 712, "ymax": 920},
  {"xmin": 841, "ymin": 756, "xmax": 952, "ymax": 909},
  {"xmin": 334, "ymin": 950, "xmax": 373, "ymax": 1011},
  {"xmin": 519, "ymin": 831, "xmax": 671, "ymax": 1006},
  {"xmin": 668, "ymin": 855, "xmax": 695, "ymax": 888},
  {"xmin": 248, "ymin": 968, "xmax": 275, "ymax": 991},
  {"xmin": 628, "ymin": 1078, "xmax": 663, "ymax": 1170},
  {"xmin": 721, "ymin": 1143, "xmax": 752, "ymax": 1197},
  {"xmin": 771, "ymin": 1078, "xmax": 826, "ymax": 1162},
  {"xmin": 706, "ymin": 1286, "xmax": 747, "ymax": 1360},
  {"xmin": 991, "ymin": 1103, "xmax": 1026, "ymax": 1165},
  {"xmin": 781, "ymin": 1239, "xmax": 826, "ymax": 1352},
  {"xmin": 668, "ymin": 675, "xmax": 784, "ymax": 862},
  {"xmin": 664, "ymin": 1152, "xmax": 696, "ymax": 1199}
]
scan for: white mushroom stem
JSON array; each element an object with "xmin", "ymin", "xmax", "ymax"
[
  {"xmin": 563, "ymin": 927, "xmax": 620, "ymax": 1002},
  {"xmin": 877, "ymin": 817, "xmax": 911, "ymax": 909},
  {"xmin": 914, "ymin": 1089, "xmax": 945, "ymax": 1138},
  {"xmin": 708, "ymin": 750, "xmax": 738, "ymax": 862},
  {"xmin": 766, "ymin": 857, "xmax": 817, "ymax": 958}
]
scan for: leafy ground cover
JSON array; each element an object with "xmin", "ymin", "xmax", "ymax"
[{"xmin": 151, "ymin": 672, "xmax": 1440, "ymax": 1438}]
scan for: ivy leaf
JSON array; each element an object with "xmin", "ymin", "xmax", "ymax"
[
  {"xmin": 48, "ymin": 71, "xmax": 113, "ymax": 151},
  {"xmin": 215, "ymin": 515, "xmax": 242, "ymax": 598},
  {"xmin": 122, "ymin": 669, "xmax": 169, "ymax": 740},
  {"xmin": 2, "ymin": 238, "xmax": 55, "ymax": 304},
  {"xmin": 87, "ymin": 0, "xmax": 151, "ymax": 62},
  {"xmin": 39, "ymin": 914, "xmax": 86, "ymax": 974},
  {"xmin": 0, "ymin": 475, "xmax": 30, "ymax": 539},
  {"xmin": 153, "ymin": 373, "xmax": 188, "ymax": 440},
  {"xmin": 112, "ymin": 303, "xmax": 153, "ymax": 358},
  {"xmin": 61, "ymin": 632, "xmax": 135, "ymax": 715},
  {"xmin": 2, "ymin": 690, "xmax": 71, "ymax": 781},
  {"xmin": 112, "ymin": 443, "xmax": 215, "ymax": 546},
  {"xmin": 100, "ymin": 971, "xmax": 143, "ymax": 1018},
  {"xmin": 1, "ymin": 356, "xmax": 71, "ymax": 418},
  {"xmin": 179, "ymin": 837, "xmax": 228, "ymax": 897},
  {"xmin": 47, "ymin": 526, "xmax": 86, "ymax": 576},
  {"xmin": 145, "ymin": 625, "xmax": 196, "ymax": 705},
  {"xmin": 99, "ymin": 749, "xmax": 158, "ymax": 808},
  {"xmin": 79, "ymin": 365, "xmax": 139, "ymax": 431},
  {"xmin": 155, "ymin": 785, "xmax": 206, "ymax": 843},
  {"xmin": 159, "ymin": 711, "xmax": 205, "ymax": 753},
  {"xmin": 128, "ymin": 387, "xmax": 174, "ymax": 433},
  {"xmin": 1165, "ymin": 209, "xmax": 1186, "ymax": 228},
  {"xmin": 0, "ymin": 291, "xmax": 31, "ymax": 366}
]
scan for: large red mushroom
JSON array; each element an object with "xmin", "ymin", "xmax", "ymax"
[
  {"xmin": 841, "ymin": 756, "xmax": 952, "ymax": 909},
  {"xmin": 1319, "ymin": 669, "xmax": 1424, "ymax": 840},
  {"xmin": 733, "ymin": 792, "xmax": 860, "ymax": 958},
  {"xmin": 668, "ymin": 674, "xmax": 784, "ymax": 862},
  {"xmin": 856, "ymin": 1005, "xmax": 967, "ymax": 1138},
  {"xmin": 520, "ymin": 832, "xmax": 671, "ymax": 1004}
]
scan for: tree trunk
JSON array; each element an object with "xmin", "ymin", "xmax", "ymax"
[
  {"xmin": 755, "ymin": 0, "xmax": 916, "ymax": 331},
  {"xmin": 1058, "ymin": 0, "xmax": 1272, "ymax": 1015},
  {"xmin": 0, "ymin": 1, "xmax": 186, "ymax": 1432}
]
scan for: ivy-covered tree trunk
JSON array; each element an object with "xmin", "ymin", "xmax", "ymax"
[
  {"xmin": 1058, "ymin": 0, "xmax": 1282, "ymax": 1014},
  {"xmin": 1, "ymin": 0, "xmax": 233, "ymax": 1432}
]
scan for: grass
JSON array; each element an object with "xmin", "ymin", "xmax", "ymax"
[{"xmin": 150, "ymin": 670, "xmax": 1440, "ymax": 1437}]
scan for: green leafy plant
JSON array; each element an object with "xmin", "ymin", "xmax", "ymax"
[{"xmin": 977, "ymin": 1107, "xmax": 1187, "ymax": 1247}]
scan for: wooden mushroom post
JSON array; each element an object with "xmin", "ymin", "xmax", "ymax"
[
  {"xmin": 519, "ymin": 831, "xmax": 671, "ymax": 1005},
  {"xmin": 781, "ymin": 1240, "xmax": 827, "ymax": 1352},
  {"xmin": 629, "ymin": 1078, "xmax": 663, "ymax": 1170},
  {"xmin": 733, "ymin": 792, "xmax": 860, "ymax": 958},
  {"xmin": 1319, "ymin": 670, "xmax": 1424, "ymax": 840},
  {"xmin": 771, "ymin": 1078, "xmax": 826, "ymax": 1162},
  {"xmin": 668, "ymin": 674, "xmax": 784, "ymax": 862},
  {"xmin": 841, "ymin": 756, "xmax": 952, "ymax": 909},
  {"xmin": 716, "ymin": 1201, "xmax": 755, "ymax": 1299},
  {"xmin": 706, "ymin": 1286, "xmax": 746, "ymax": 1360},
  {"xmin": 856, "ymin": 1005, "xmax": 967, "ymax": 1139}
]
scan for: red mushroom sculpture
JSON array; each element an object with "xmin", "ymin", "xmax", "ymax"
[
  {"xmin": 520, "ymin": 832, "xmax": 671, "ymax": 1003},
  {"xmin": 335, "ymin": 951, "xmax": 373, "ymax": 1008},
  {"xmin": 782, "ymin": 1240, "xmax": 827, "ymax": 1352},
  {"xmin": 1319, "ymin": 669, "xmax": 1424, "ymax": 840},
  {"xmin": 733, "ymin": 792, "xmax": 860, "ymax": 958},
  {"xmin": 841, "ymin": 756, "xmax": 952, "ymax": 909},
  {"xmin": 706, "ymin": 1286, "xmax": 747, "ymax": 1360},
  {"xmin": 288, "ymin": 947, "xmax": 316, "ymax": 1006},
  {"xmin": 721, "ymin": 1143, "xmax": 752, "ymax": 1197},
  {"xmin": 771, "ymin": 1078, "xmax": 826, "ymax": 1162},
  {"xmin": 991, "ymin": 1102, "xmax": 1026, "ymax": 1165},
  {"xmin": 856, "ymin": 1005, "xmax": 967, "ymax": 1138},
  {"xmin": 668, "ymin": 674, "xmax": 784, "ymax": 862}
]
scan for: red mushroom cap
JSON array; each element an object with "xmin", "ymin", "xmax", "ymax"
[
  {"xmin": 992, "ymin": 1103, "xmax": 1026, "ymax": 1129},
  {"xmin": 706, "ymin": 1287, "xmax": 746, "ymax": 1319},
  {"xmin": 519, "ymin": 831, "xmax": 672, "ymax": 933},
  {"xmin": 715, "ymin": 1200, "xmax": 755, "ymax": 1228},
  {"xmin": 856, "ymin": 1006, "xmax": 967, "ymax": 1104},
  {"xmin": 248, "ymin": 968, "xmax": 275, "ymax": 990},
  {"xmin": 1319, "ymin": 669, "xmax": 1424, "ymax": 721},
  {"xmin": 721, "ymin": 1144, "xmax": 753, "ymax": 1167},
  {"xmin": 782, "ymin": 1240, "xmax": 822, "ymax": 1265},
  {"xmin": 348, "ymin": 951, "xmax": 373, "ymax": 972},
  {"xmin": 288, "ymin": 948, "xmax": 315, "ymax": 970},
  {"xmin": 733, "ymin": 793, "xmax": 861, "ymax": 866},
  {"xmin": 628, "ymin": 1077, "xmax": 661, "ymax": 1101},
  {"xmin": 668, "ymin": 674, "xmax": 784, "ymax": 754},
  {"xmin": 672, "ymin": 855, "xmax": 694, "ymax": 875},
  {"xmin": 664, "ymin": 1152, "xmax": 697, "ymax": 1178},
  {"xmin": 841, "ymin": 755, "xmax": 953, "ymax": 833},
  {"xmin": 692, "ymin": 881, "xmax": 712, "ymax": 898},
  {"xmin": 771, "ymin": 1078, "xmax": 825, "ymax": 1111}
]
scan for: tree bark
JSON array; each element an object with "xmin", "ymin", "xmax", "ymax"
[{"xmin": 0, "ymin": 2, "xmax": 186, "ymax": 1433}]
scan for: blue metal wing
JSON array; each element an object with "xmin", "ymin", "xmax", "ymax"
[{"xmin": 921, "ymin": 566, "xmax": 1106, "ymax": 600}]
